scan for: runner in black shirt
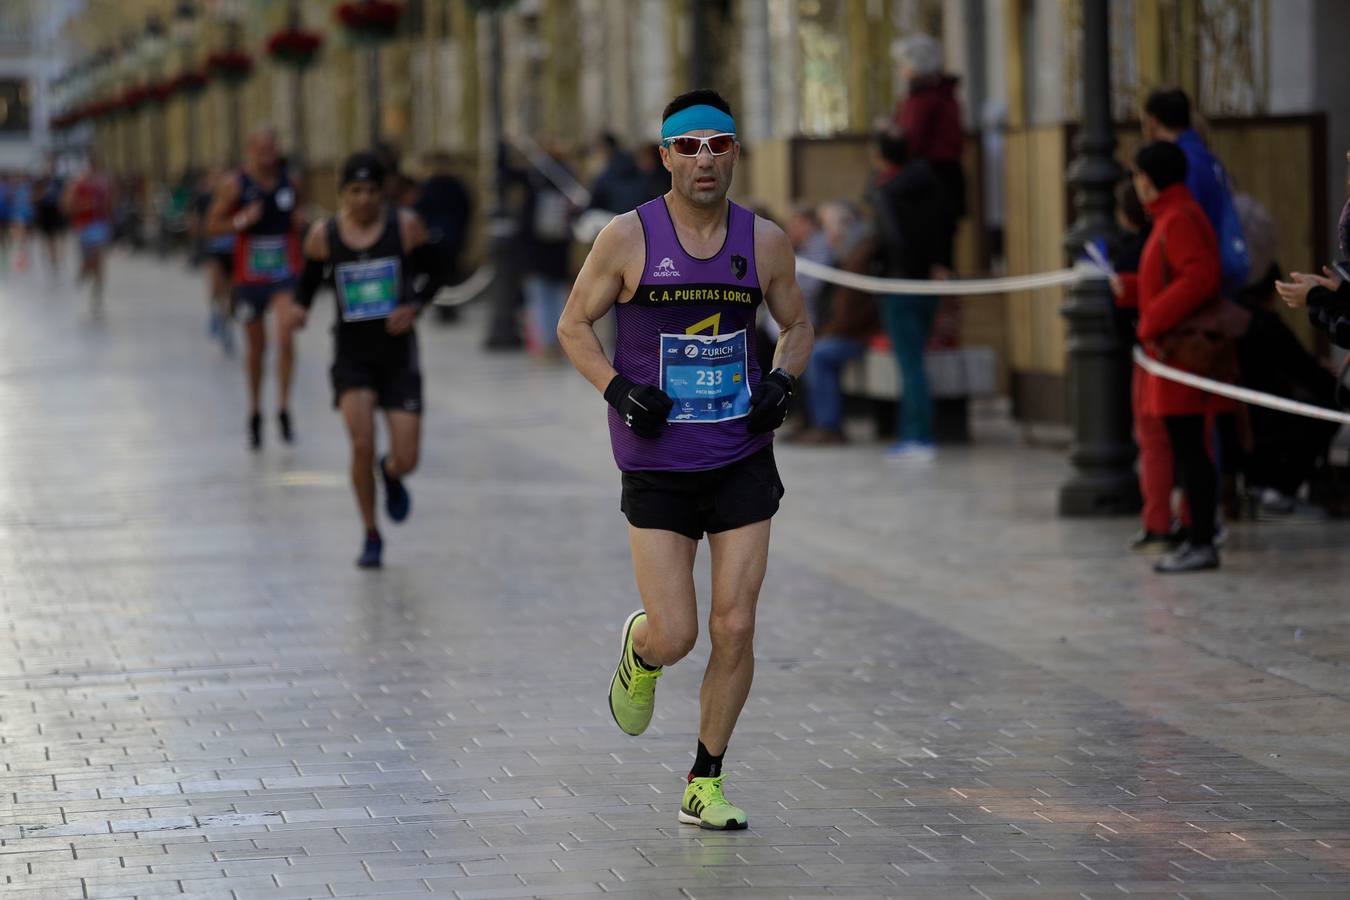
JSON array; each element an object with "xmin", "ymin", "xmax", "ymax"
[{"xmin": 292, "ymin": 153, "xmax": 444, "ymax": 569}]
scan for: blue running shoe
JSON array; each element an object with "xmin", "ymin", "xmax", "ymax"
[
  {"xmin": 380, "ymin": 455, "xmax": 411, "ymax": 523},
  {"xmin": 357, "ymin": 531, "xmax": 383, "ymax": 569}
]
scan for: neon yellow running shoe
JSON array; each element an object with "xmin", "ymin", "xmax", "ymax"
[
  {"xmin": 608, "ymin": 610, "xmax": 662, "ymax": 736},
  {"xmin": 679, "ymin": 775, "xmax": 748, "ymax": 830}
]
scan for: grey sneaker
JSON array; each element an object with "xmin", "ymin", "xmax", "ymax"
[{"xmin": 1154, "ymin": 542, "xmax": 1220, "ymax": 574}]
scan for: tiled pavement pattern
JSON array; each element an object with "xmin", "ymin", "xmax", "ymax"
[{"xmin": 0, "ymin": 254, "xmax": 1348, "ymax": 900}]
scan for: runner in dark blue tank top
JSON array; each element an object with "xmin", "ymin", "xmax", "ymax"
[
  {"xmin": 206, "ymin": 128, "xmax": 305, "ymax": 450},
  {"xmin": 558, "ymin": 90, "xmax": 814, "ymax": 831}
]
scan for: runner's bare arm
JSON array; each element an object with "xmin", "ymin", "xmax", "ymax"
[
  {"xmin": 289, "ymin": 172, "xmax": 306, "ymax": 232},
  {"xmin": 301, "ymin": 219, "xmax": 330, "ymax": 262},
  {"xmin": 755, "ymin": 217, "xmax": 814, "ymax": 377},
  {"xmin": 558, "ymin": 212, "xmax": 642, "ymax": 394},
  {"xmin": 398, "ymin": 208, "xmax": 428, "ymax": 251},
  {"xmin": 205, "ymin": 175, "xmax": 243, "ymax": 238}
]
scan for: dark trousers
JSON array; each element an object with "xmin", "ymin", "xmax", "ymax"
[{"xmin": 1164, "ymin": 416, "xmax": 1217, "ymax": 546}]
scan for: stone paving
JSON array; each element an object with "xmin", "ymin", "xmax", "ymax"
[{"xmin": 0, "ymin": 252, "xmax": 1348, "ymax": 899}]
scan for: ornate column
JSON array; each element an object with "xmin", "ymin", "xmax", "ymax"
[{"xmin": 1058, "ymin": 0, "xmax": 1138, "ymax": 517}]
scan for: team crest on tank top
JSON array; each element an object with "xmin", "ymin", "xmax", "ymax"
[{"xmin": 608, "ymin": 198, "xmax": 770, "ymax": 473}]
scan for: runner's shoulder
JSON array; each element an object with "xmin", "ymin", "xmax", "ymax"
[
  {"xmin": 751, "ymin": 212, "xmax": 793, "ymax": 272},
  {"xmin": 592, "ymin": 209, "xmax": 644, "ymax": 260}
]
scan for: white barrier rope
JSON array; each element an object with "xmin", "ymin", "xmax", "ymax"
[
  {"xmin": 432, "ymin": 265, "xmax": 495, "ymax": 308},
  {"xmin": 507, "ymin": 134, "xmax": 593, "ymax": 208},
  {"xmin": 793, "ymin": 256, "xmax": 1081, "ymax": 296},
  {"xmin": 1132, "ymin": 347, "xmax": 1350, "ymax": 425},
  {"xmin": 796, "ymin": 250, "xmax": 1350, "ymax": 425}
]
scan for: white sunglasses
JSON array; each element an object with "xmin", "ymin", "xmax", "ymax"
[{"xmin": 662, "ymin": 133, "xmax": 737, "ymax": 157}]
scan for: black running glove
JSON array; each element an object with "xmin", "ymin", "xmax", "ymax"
[
  {"xmin": 604, "ymin": 374, "xmax": 673, "ymax": 439},
  {"xmin": 746, "ymin": 368, "xmax": 795, "ymax": 434}
]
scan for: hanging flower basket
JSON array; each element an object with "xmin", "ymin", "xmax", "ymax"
[
  {"xmin": 172, "ymin": 68, "xmax": 209, "ymax": 97},
  {"xmin": 266, "ymin": 28, "xmax": 324, "ymax": 69},
  {"xmin": 207, "ymin": 49, "xmax": 255, "ymax": 84},
  {"xmin": 148, "ymin": 79, "xmax": 175, "ymax": 106},
  {"xmin": 335, "ymin": 1, "xmax": 404, "ymax": 45},
  {"xmin": 121, "ymin": 85, "xmax": 152, "ymax": 113}
]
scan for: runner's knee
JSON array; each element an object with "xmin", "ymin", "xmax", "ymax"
[
  {"xmin": 351, "ymin": 432, "xmax": 376, "ymax": 461},
  {"xmin": 647, "ymin": 618, "xmax": 698, "ymax": 663},
  {"xmin": 390, "ymin": 447, "xmax": 419, "ymax": 475},
  {"xmin": 708, "ymin": 607, "xmax": 755, "ymax": 654}
]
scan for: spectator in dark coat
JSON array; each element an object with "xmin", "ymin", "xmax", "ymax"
[
  {"xmin": 867, "ymin": 131, "xmax": 954, "ymax": 462},
  {"xmin": 587, "ymin": 133, "xmax": 657, "ymax": 215},
  {"xmin": 414, "ymin": 152, "xmax": 473, "ymax": 284},
  {"xmin": 1277, "ymin": 178, "xmax": 1350, "ymax": 347},
  {"xmin": 892, "ymin": 33, "xmax": 965, "ymax": 267},
  {"xmin": 1238, "ymin": 263, "xmax": 1341, "ymax": 513}
]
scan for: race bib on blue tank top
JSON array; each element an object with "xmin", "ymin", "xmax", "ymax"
[
  {"xmin": 659, "ymin": 329, "xmax": 752, "ymax": 423},
  {"xmin": 245, "ymin": 236, "xmax": 291, "ymax": 281},
  {"xmin": 335, "ymin": 257, "xmax": 401, "ymax": 322}
]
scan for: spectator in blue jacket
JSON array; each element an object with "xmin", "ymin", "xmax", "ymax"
[{"xmin": 1142, "ymin": 88, "xmax": 1250, "ymax": 290}]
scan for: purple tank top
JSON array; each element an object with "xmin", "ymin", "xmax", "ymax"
[{"xmin": 609, "ymin": 197, "xmax": 770, "ymax": 472}]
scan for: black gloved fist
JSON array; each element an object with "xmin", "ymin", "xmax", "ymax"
[
  {"xmin": 604, "ymin": 374, "xmax": 673, "ymax": 439},
  {"xmin": 746, "ymin": 368, "xmax": 795, "ymax": 434}
]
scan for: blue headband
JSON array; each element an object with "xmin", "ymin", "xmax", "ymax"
[{"xmin": 661, "ymin": 104, "xmax": 736, "ymax": 141}]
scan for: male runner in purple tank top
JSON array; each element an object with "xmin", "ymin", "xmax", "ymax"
[{"xmin": 558, "ymin": 90, "xmax": 813, "ymax": 831}]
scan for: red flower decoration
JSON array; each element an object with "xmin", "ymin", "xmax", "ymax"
[
  {"xmin": 207, "ymin": 49, "xmax": 255, "ymax": 83},
  {"xmin": 172, "ymin": 68, "xmax": 209, "ymax": 96},
  {"xmin": 121, "ymin": 85, "xmax": 152, "ymax": 112},
  {"xmin": 266, "ymin": 28, "xmax": 324, "ymax": 68},
  {"xmin": 148, "ymin": 79, "xmax": 176, "ymax": 105},
  {"xmin": 335, "ymin": 1, "xmax": 404, "ymax": 43}
]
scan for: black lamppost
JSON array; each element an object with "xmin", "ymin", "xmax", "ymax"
[
  {"xmin": 1058, "ymin": 0, "xmax": 1138, "ymax": 516},
  {"xmin": 142, "ymin": 13, "xmax": 168, "ymax": 186},
  {"xmin": 480, "ymin": 2, "xmax": 523, "ymax": 350},
  {"xmin": 363, "ymin": 0, "xmax": 382, "ymax": 147},
  {"xmin": 286, "ymin": 0, "xmax": 309, "ymax": 170},
  {"xmin": 173, "ymin": 0, "xmax": 200, "ymax": 175},
  {"xmin": 212, "ymin": 0, "xmax": 247, "ymax": 166},
  {"xmin": 120, "ymin": 31, "xmax": 140, "ymax": 178}
]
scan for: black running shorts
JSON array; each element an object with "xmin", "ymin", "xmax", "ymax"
[
  {"xmin": 330, "ymin": 343, "xmax": 423, "ymax": 414},
  {"xmin": 620, "ymin": 444, "xmax": 784, "ymax": 540}
]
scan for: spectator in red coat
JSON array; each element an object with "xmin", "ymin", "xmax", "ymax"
[
  {"xmin": 891, "ymin": 34, "xmax": 964, "ymax": 267},
  {"xmin": 1112, "ymin": 141, "xmax": 1228, "ymax": 575}
]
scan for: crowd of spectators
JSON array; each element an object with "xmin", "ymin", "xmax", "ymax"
[{"xmin": 1109, "ymin": 88, "xmax": 1345, "ymax": 573}]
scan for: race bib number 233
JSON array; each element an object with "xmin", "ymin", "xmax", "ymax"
[{"xmin": 659, "ymin": 329, "xmax": 752, "ymax": 423}]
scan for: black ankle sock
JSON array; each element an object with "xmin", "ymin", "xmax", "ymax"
[
  {"xmin": 633, "ymin": 650, "xmax": 659, "ymax": 671},
  {"xmin": 689, "ymin": 741, "xmax": 724, "ymax": 780}
]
